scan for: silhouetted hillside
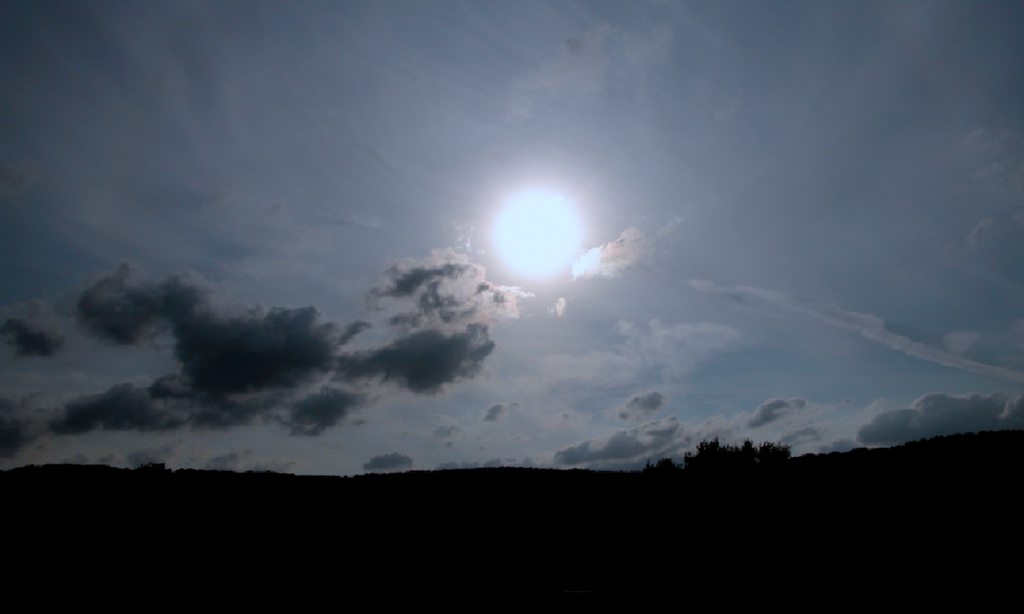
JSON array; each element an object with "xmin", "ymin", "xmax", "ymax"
[{"xmin": 6, "ymin": 431, "xmax": 1022, "ymax": 603}]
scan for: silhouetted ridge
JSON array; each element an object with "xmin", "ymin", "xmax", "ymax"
[{"xmin": 5, "ymin": 431, "xmax": 1023, "ymax": 601}]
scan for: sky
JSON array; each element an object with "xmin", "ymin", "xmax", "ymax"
[{"xmin": 2, "ymin": 0, "xmax": 1024, "ymax": 474}]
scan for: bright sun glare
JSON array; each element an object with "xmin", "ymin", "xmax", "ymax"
[{"xmin": 493, "ymin": 189, "xmax": 583, "ymax": 278}]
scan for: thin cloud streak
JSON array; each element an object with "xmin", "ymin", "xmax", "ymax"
[{"xmin": 688, "ymin": 279, "xmax": 1024, "ymax": 384}]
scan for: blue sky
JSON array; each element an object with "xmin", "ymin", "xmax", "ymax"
[{"xmin": 2, "ymin": 1, "xmax": 1023, "ymax": 474}]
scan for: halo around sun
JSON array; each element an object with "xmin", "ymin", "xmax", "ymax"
[{"xmin": 493, "ymin": 189, "xmax": 583, "ymax": 278}]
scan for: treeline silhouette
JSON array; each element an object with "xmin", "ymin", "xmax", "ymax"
[
  {"xmin": 643, "ymin": 438, "xmax": 792, "ymax": 474},
  {"xmin": 5, "ymin": 430, "xmax": 1022, "ymax": 602}
]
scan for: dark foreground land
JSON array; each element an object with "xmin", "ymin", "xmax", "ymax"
[{"xmin": 5, "ymin": 430, "xmax": 1022, "ymax": 603}]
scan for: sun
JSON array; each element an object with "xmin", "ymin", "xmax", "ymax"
[{"xmin": 493, "ymin": 189, "xmax": 583, "ymax": 278}]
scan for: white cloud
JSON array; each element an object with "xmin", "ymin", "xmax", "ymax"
[
  {"xmin": 572, "ymin": 227, "xmax": 649, "ymax": 279},
  {"xmin": 548, "ymin": 297, "xmax": 566, "ymax": 317}
]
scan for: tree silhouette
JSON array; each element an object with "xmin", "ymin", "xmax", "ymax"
[
  {"xmin": 642, "ymin": 456, "xmax": 683, "ymax": 474},
  {"xmin": 682, "ymin": 438, "xmax": 791, "ymax": 473}
]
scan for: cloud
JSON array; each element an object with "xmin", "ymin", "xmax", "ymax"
[
  {"xmin": 818, "ymin": 438, "xmax": 862, "ymax": 454},
  {"xmin": 0, "ymin": 398, "xmax": 33, "ymax": 459},
  {"xmin": 287, "ymin": 387, "xmax": 364, "ymax": 436},
  {"xmin": 75, "ymin": 265, "xmax": 348, "ymax": 397},
  {"xmin": 551, "ymin": 394, "xmax": 848, "ymax": 468},
  {"xmin": 554, "ymin": 416, "xmax": 682, "ymax": 466},
  {"xmin": 482, "ymin": 402, "xmax": 518, "ymax": 422},
  {"xmin": 433, "ymin": 424, "xmax": 461, "ymax": 438},
  {"xmin": 335, "ymin": 324, "xmax": 495, "ymax": 394},
  {"xmin": 204, "ymin": 450, "xmax": 247, "ymax": 471},
  {"xmin": 548, "ymin": 298, "xmax": 566, "ymax": 317},
  {"xmin": 779, "ymin": 425, "xmax": 822, "ymax": 445},
  {"xmin": 51, "ymin": 383, "xmax": 190, "ymax": 434},
  {"xmin": 1, "ymin": 301, "xmax": 65, "ymax": 357},
  {"xmin": 363, "ymin": 452, "xmax": 413, "ymax": 472},
  {"xmin": 944, "ymin": 332, "xmax": 979, "ymax": 355},
  {"xmin": 53, "ymin": 264, "xmax": 370, "ymax": 436},
  {"xmin": 436, "ymin": 460, "xmax": 480, "ymax": 470},
  {"xmin": 615, "ymin": 391, "xmax": 668, "ymax": 422},
  {"xmin": 76, "ymin": 264, "xmax": 208, "ymax": 345},
  {"xmin": 367, "ymin": 250, "xmax": 531, "ymax": 331},
  {"xmin": 173, "ymin": 306, "xmax": 343, "ymax": 396},
  {"xmin": 572, "ymin": 228, "xmax": 649, "ymax": 279},
  {"xmin": 531, "ymin": 319, "xmax": 740, "ymax": 393},
  {"xmin": 619, "ymin": 319, "xmax": 743, "ymax": 381},
  {"xmin": 966, "ymin": 210, "xmax": 1024, "ymax": 245},
  {"xmin": 27, "ymin": 257, "xmax": 507, "ymax": 446},
  {"xmin": 968, "ymin": 217, "xmax": 998, "ymax": 244},
  {"xmin": 857, "ymin": 392, "xmax": 1024, "ymax": 446},
  {"xmin": 689, "ymin": 280, "xmax": 1024, "ymax": 384},
  {"xmin": 747, "ymin": 398, "xmax": 807, "ymax": 428},
  {"xmin": 203, "ymin": 449, "xmax": 296, "ymax": 473}
]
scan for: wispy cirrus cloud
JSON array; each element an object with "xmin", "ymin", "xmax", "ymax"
[{"xmin": 688, "ymin": 279, "xmax": 1024, "ymax": 384}]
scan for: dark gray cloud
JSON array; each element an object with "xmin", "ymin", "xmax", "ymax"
[
  {"xmin": 45, "ymin": 264, "xmax": 367, "ymax": 436},
  {"xmin": 0, "ymin": 399, "xmax": 32, "ymax": 459},
  {"xmin": 616, "ymin": 391, "xmax": 668, "ymax": 422},
  {"xmin": 288, "ymin": 387, "xmax": 364, "ymax": 436},
  {"xmin": 36, "ymin": 260, "xmax": 504, "ymax": 444},
  {"xmin": 51, "ymin": 383, "xmax": 189, "ymax": 435},
  {"xmin": 339, "ymin": 320, "xmax": 373, "ymax": 345},
  {"xmin": 433, "ymin": 424, "xmax": 461, "ymax": 438},
  {"xmin": 379, "ymin": 265, "xmax": 475, "ymax": 329},
  {"xmin": 76, "ymin": 264, "xmax": 207, "ymax": 345},
  {"xmin": 51, "ymin": 369, "xmax": 355, "ymax": 437},
  {"xmin": 363, "ymin": 452, "xmax": 413, "ymax": 472},
  {"xmin": 202, "ymin": 449, "xmax": 296, "ymax": 473},
  {"xmin": 336, "ymin": 324, "xmax": 495, "ymax": 394},
  {"xmin": 76, "ymin": 265, "xmax": 347, "ymax": 396},
  {"xmin": 554, "ymin": 417, "xmax": 681, "ymax": 465},
  {"xmin": 779, "ymin": 425, "xmax": 822, "ymax": 445},
  {"xmin": 371, "ymin": 262, "xmax": 470, "ymax": 300},
  {"xmin": 172, "ymin": 306, "xmax": 342, "ymax": 396},
  {"xmin": 1, "ymin": 316, "xmax": 64, "ymax": 357},
  {"xmin": 204, "ymin": 450, "xmax": 245, "ymax": 471},
  {"xmin": 857, "ymin": 392, "xmax": 1024, "ymax": 446},
  {"xmin": 482, "ymin": 402, "xmax": 518, "ymax": 422},
  {"xmin": 747, "ymin": 398, "xmax": 807, "ymax": 428}
]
